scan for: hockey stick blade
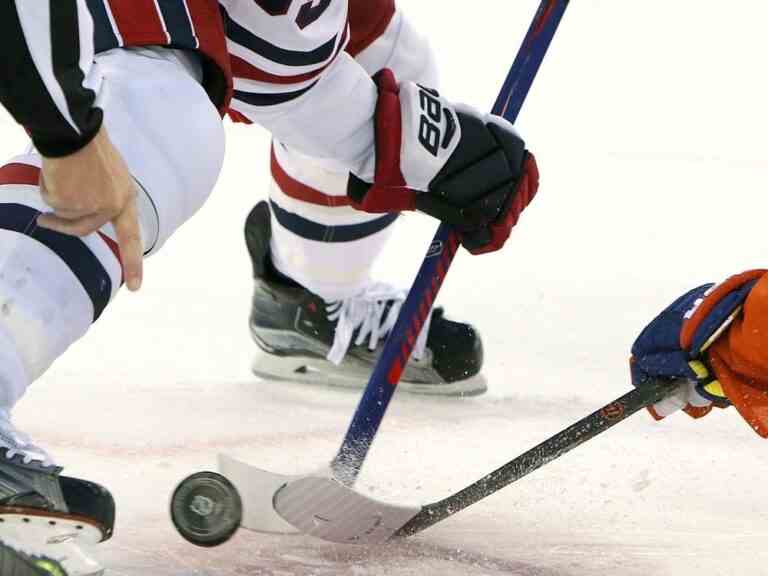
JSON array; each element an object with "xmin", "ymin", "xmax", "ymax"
[
  {"xmin": 217, "ymin": 457, "xmax": 418, "ymax": 540},
  {"xmin": 273, "ymin": 380, "xmax": 681, "ymax": 544},
  {"xmin": 275, "ymin": 476, "xmax": 420, "ymax": 544}
]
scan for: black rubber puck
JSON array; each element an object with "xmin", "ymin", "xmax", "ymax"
[{"xmin": 170, "ymin": 471, "xmax": 243, "ymax": 547}]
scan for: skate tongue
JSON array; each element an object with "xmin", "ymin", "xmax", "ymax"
[{"xmin": 326, "ymin": 298, "xmax": 361, "ymax": 365}]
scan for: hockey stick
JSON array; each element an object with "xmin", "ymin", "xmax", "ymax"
[
  {"xmin": 275, "ymin": 379, "xmax": 682, "ymax": 544},
  {"xmin": 210, "ymin": 0, "xmax": 569, "ymax": 539},
  {"xmin": 331, "ymin": 0, "xmax": 571, "ymax": 484}
]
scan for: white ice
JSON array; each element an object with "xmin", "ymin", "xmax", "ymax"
[{"xmin": 2, "ymin": 1, "xmax": 768, "ymax": 574}]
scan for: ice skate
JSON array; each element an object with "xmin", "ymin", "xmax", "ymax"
[
  {"xmin": 245, "ymin": 202, "xmax": 487, "ymax": 396},
  {"xmin": 0, "ymin": 411, "xmax": 114, "ymax": 576}
]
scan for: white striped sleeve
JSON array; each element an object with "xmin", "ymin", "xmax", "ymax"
[{"xmin": 0, "ymin": 0, "xmax": 103, "ymax": 157}]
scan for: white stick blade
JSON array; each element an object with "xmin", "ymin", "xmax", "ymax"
[
  {"xmin": 217, "ymin": 454, "xmax": 299, "ymax": 534},
  {"xmin": 274, "ymin": 476, "xmax": 421, "ymax": 544}
]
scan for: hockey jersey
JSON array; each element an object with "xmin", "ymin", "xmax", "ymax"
[
  {"xmin": 224, "ymin": 0, "xmax": 398, "ymax": 180},
  {"xmin": 2, "ymin": 0, "xmax": 394, "ymax": 171},
  {"xmin": 0, "ymin": 0, "xmax": 231, "ymax": 157},
  {"xmin": 708, "ymin": 271, "xmax": 768, "ymax": 437},
  {"xmin": 87, "ymin": 0, "xmax": 232, "ymax": 111}
]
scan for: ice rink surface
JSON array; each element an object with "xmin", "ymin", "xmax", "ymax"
[{"xmin": 2, "ymin": 1, "xmax": 768, "ymax": 574}]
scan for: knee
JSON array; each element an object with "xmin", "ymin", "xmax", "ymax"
[
  {"xmin": 98, "ymin": 52, "xmax": 226, "ymax": 251},
  {"xmin": 0, "ymin": 228, "xmax": 95, "ymax": 383},
  {"xmin": 178, "ymin": 108, "xmax": 226, "ymax": 213},
  {"xmin": 0, "ymin": 163, "xmax": 122, "ymax": 382}
]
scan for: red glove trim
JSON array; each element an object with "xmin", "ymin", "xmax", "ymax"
[
  {"xmin": 470, "ymin": 152, "xmax": 539, "ymax": 255},
  {"xmin": 682, "ymin": 404, "xmax": 713, "ymax": 419},
  {"xmin": 646, "ymin": 406, "xmax": 666, "ymax": 421},
  {"xmin": 349, "ymin": 69, "xmax": 416, "ymax": 213}
]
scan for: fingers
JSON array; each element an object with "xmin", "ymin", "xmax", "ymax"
[
  {"xmin": 37, "ymin": 200, "xmax": 144, "ymax": 292},
  {"xmin": 36, "ymin": 125, "xmax": 145, "ymax": 291},
  {"xmin": 112, "ymin": 200, "xmax": 143, "ymax": 291}
]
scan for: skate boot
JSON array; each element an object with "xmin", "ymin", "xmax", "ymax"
[
  {"xmin": 0, "ymin": 410, "xmax": 115, "ymax": 576},
  {"xmin": 245, "ymin": 201, "xmax": 486, "ymax": 396}
]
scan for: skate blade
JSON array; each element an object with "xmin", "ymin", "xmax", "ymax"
[
  {"xmin": 217, "ymin": 455, "xmax": 298, "ymax": 535},
  {"xmin": 251, "ymin": 353, "xmax": 488, "ymax": 397}
]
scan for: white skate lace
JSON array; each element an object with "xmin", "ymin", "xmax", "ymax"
[
  {"xmin": 326, "ymin": 282, "xmax": 432, "ymax": 366},
  {"xmin": 0, "ymin": 409, "xmax": 55, "ymax": 467}
]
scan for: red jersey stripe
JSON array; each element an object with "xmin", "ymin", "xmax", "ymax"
[
  {"xmin": 97, "ymin": 232, "xmax": 124, "ymax": 284},
  {"xmin": 186, "ymin": 0, "xmax": 233, "ymax": 109},
  {"xmin": 106, "ymin": 0, "xmax": 168, "ymax": 45},
  {"xmin": 231, "ymin": 54, "xmax": 325, "ymax": 85},
  {"xmin": 347, "ymin": 0, "xmax": 395, "ymax": 57},
  {"xmin": 230, "ymin": 54, "xmax": 324, "ymax": 85},
  {"xmin": 271, "ymin": 147, "xmax": 351, "ymax": 207},
  {"xmin": 0, "ymin": 163, "xmax": 40, "ymax": 186},
  {"xmin": 231, "ymin": 24, "xmax": 348, "ymax": 85}
]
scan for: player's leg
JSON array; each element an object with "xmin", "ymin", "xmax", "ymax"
[
  {"xmin": 0, "ymin": 46, "xmax": 224, "ymax": 574},
  {"xmin": 247, "ymin": 11, "xmax": 486, "ymax": 396}
]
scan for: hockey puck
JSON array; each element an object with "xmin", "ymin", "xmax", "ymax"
[{"xmin": 170, "ymin": 471, "xmax": 243, "ymax": 547}]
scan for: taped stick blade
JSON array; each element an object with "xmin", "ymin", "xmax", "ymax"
[{"xmin": 274, "ymin": 476, "xmax": 421, "ymax": 544}]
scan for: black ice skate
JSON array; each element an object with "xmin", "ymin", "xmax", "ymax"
[
  {"xmin": 0, "ymin": 412, "xmax": 115, "ymax": 576},
  {"xmin": 244, "ymin": 201, "xmax": 487, "ymax": 396}
]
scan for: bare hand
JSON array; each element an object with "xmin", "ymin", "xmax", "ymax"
[{"xmin": 37, "ymin": 125, "xmax": 143, "ymax": 291}]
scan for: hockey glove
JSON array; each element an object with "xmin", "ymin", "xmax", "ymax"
[
  {"xmin": 347, "ymin": 69, "xmax": 539, "ymax": 255},
  {"xmin": 630, "ymin": 272, "xmax": 764, "ymax": 421}
]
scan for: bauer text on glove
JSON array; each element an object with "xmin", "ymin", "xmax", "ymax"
[{"xmin": 347, "ymin": 69, "xmax": 539, "ymax": 254}]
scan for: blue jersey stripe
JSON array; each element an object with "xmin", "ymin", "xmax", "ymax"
[
  {"xmin": 86, "ymin": 0, "xmax": 120, "ymax": 53},
  {"xmin": 234, "ymin": 81, "xmax": 316, "ymax": 107},
  {"xmin": 222, "ymin": 8, "xmax": 338, "ymax": 67},
  {"xmin": 0, "ymin": 203, "xmax": 112, "ymax": 321},
  {"xmin": 157, "ymin": 0, "xmax": 198, "ymax": 49},
  {"xmin": 270, "ymin": 200, "xmax": 398, "ymax": 243}
]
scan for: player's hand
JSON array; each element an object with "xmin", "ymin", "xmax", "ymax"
[
  {"xmin": 630, "ymin": 274, "xmax": 762, "ymax": 421},
  {"xmin": 37, "ymin": 125, "xmax": 143, "ymax": 291},
  {"xmin": 347, "ymin": 69, "xmax": 539, "ymax": 255}
]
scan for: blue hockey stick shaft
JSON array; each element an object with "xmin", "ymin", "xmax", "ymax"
[{"xmin": 331, "ymin": 0, "xmax": 570, "ymax": 483}]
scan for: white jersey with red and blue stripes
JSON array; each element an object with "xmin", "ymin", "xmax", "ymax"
[
  {"xmin": 225, "ymin": 0, "xmax": 399, "ymax": 179},
  {"xmin": 1, "ymin": 0, "xmax": 393, "ymax": 173},
  {"xmin": 222, "ymin": 0, "xmax": 349, "ymax": 104}
]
